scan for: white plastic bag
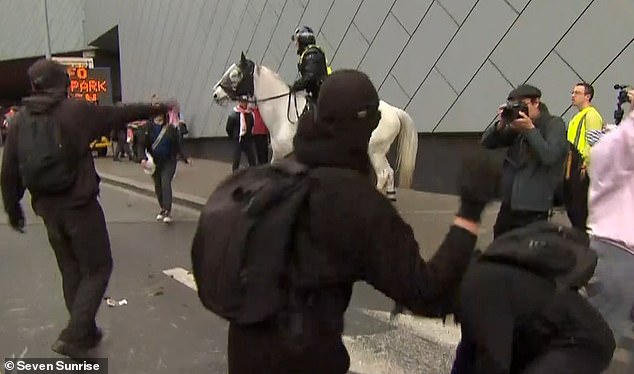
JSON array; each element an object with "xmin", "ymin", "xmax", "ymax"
[{"xmin": 143, "ymin": 151, "xmax": 156, "ymax": 175}]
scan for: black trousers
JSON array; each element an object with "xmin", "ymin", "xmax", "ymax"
[
  {"xmin": 152, "ymin": 157, "xmax": 177, "ymax": 213},
  {"xmin": 563, "ymin": 174, "xmax": 590, "ymax": 232},
  {"xmin": 42, "ymin": 199, "xmax": 113, "ymax": 342},
  {"xmin": 493, "ymin": 202, "xmax": 549, "ymax": 239},
  {"xmin": 232, "ymin": 138, "xmax": 256, "ymax": 171},
  {"xmin": 227, "ymin": 322, "xmax": 349, "ymax": 374},
  {"xmin": 253, "ymin": 135, "xmax": 269, "ymax": 165}
]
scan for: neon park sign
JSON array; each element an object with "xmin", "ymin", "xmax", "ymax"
[{"xmin": 66, "ymin": 66, "xmax": 113, "ymax": 105}]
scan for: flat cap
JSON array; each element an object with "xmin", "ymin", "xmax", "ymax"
[{"xmin": 507, "ymin": 84, "xmax": 542, "ymax": 100}]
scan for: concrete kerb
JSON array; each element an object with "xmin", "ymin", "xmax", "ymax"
[{"xmin": 98, "ymin": 172, "xmax": 207, "ymax": 211}]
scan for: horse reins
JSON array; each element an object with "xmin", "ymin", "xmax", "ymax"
[{"xmin": 238, "ymin": 90, "xmax": 301, "ymax": 125}]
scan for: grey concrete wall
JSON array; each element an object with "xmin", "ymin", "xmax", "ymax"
[
  {"xmin": 0, "ymin": 0, "xmax": 86, "ymax": 60},
  {"xmin": 3, "ymin": 0, "xmax": 634, "ymax": 137}
]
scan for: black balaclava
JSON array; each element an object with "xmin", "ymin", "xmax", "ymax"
[{"xmin": 293, "ymin": 69, "xmax": 380, "ymax": 175}]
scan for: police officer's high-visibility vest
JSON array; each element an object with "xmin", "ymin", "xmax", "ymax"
[
  {"xmin": 299, "ymin": 45, "xmax": 332, "ymax": 75},
  {"xmin": 567, "ymin": 106, "xmax": 603, "ymax": 164}
]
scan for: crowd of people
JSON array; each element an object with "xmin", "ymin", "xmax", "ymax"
[{"xmin": 0, "ymin": 23, "xmax": 633, "ymax": 373}]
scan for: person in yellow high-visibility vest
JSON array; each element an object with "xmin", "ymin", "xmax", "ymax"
[
  {"xmin": 565, "ymin": 82, "xmax": 604, "ymax": 231},
  {"xmin": 290, "ymin": 26, "xmax": 331, "ymax": 109}
]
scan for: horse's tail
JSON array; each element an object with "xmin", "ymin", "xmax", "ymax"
[{"xmin": 394, "ymin": 107, "xmax": 418, "ymax": 189}]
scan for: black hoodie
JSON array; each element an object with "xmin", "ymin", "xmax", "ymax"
[{"xmin": 1, "ymin": 59, "xmax": 169, "ymax": 217}]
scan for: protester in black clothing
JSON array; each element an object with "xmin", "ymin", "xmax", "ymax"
[
  {"xmin": 226, "ymin": 98, "xmax": 256, "ymax": 172},
  {"xmin": 451, "ymin": 223, "xmax": 615, "ymax": 374},
  {"xmin": 0, "ymin": 58, "xmax": 175, "ymax": 359},
  {"xmin": 481, "ymin": 84, "xmax": 568, "ymax": 238},
  {"xmin": 197, "ymin": 69, "xmax": 501, "ymax": 374}
]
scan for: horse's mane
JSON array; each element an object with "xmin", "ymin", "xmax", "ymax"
[{"xmin": 255, "ymin": 64, "xmax": 290, "ymax": 89}]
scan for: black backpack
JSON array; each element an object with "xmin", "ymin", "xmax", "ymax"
[
  {"xmin": 191, "ymin": 158, "xmax": 312, "ymax": 325},
  {"xmin": 479, "ymin": 221, "xmax": 596, "ymax": 290},
  {"xmin": 16, "ymin": 110, "xmax": 77, "ymax": 196}
]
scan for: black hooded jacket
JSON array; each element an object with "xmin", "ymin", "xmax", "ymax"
[
  {"xmin": 454, "ymin": 223, "xmax": 615, "ymax": 374},
  {"xmin": 1, "ymin": 60, "xmax": 169, "ymax": 217}
]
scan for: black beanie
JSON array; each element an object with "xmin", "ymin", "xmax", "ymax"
[
  {"xmin": 28, "ymin": 58, "xmax": 69, "ymax": 92},
  {"xmin": 316, "ymin": 69, "xmax": 380, "ymax": 124}
]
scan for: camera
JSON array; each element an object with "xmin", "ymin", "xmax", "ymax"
[
  {"xmin": 501, "ymin": 101, "xmax": 529, "ymax": 123},
  {"xmin": 613, "ymin": 84, "xmax": 632, "ymax": 125},
  {"xmin": 614, "ymin": 84, "xmax": 632, "ymax": 105}
]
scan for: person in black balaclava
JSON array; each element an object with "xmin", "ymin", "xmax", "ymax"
[
  {"xmin": 1, "ymin": 58, "xmax": 175, "ymax": 358},
  {"xmin": 222, "ymin": 69, "xmax": 502, "ymax": 374}
]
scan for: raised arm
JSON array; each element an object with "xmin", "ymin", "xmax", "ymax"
[
  {"xmin": 523, "ymin": 116, "xmax": 568, "ymax": 166},
  {"xmin": 481, "ymin": 121, "xmax": 518, "ymax": 149},
  {"xmin": 361, "ymin": 150, "xmax": 500, "ymax": 317},
  {"xmin": 79, "ymin": 101, "xmax": 173, "ymax": 143}
]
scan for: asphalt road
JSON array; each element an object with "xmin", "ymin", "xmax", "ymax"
[{"xmin": 0, "ymin": 183, "xmax": 459, "ymax": 374}]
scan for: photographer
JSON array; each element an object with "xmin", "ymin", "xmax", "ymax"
[
  {"xmin": 481, "ymin": 84, "xmax": 568, "ymax": 238},
  {"xmin": 587, "ymin": 88, "xmax": 634, "ymax": 369}
]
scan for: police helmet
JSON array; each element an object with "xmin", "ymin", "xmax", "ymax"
[{"xmin": 292, "ymin": 26, "xmax": 316, "ymax": 46}]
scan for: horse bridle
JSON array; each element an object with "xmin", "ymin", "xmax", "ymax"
[{"xmin": 219, "ymin": 61, "xmax": 303, "ymax": 124}]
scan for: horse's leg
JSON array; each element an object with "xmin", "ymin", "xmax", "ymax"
[
  {"xmin": 370, "ymin": 152, "xmax": 389, "ymax": 196},
  {"xmin": 385, "ymin": 165, "xmax": 397, "ymax": 201}
]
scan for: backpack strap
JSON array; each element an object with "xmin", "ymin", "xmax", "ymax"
[
  {"xmin": 151, "ymin": 125, "xmax": 169, "ymax": 151},
  {"xmin": 573, "ymin": 113, "xmax": 587, "ymax": 148}
]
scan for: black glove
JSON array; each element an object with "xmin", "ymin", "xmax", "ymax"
[
  {"xmin": 8, "ymin": 205, "xmax": 25, "ymax": 233},
  {"xmin": 456, "ymin": 149, "xmax": 501, "ymax": 222}
]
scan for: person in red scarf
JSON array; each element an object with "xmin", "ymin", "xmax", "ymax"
[{"xmin": 226, "ymin": 98, "xmax": 256, "ymax": 172}]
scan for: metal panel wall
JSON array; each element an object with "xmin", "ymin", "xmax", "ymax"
[
  {"xmin": 3, "ymin": 0, "xmax": 633, "ymax": 136},
  {"xmin": 0, "ymin": 0, "xmax": 85, "ymax": 60}
]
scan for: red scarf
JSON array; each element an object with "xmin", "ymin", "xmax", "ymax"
[{"xmin": 234, "ymin": 105, "xmax": 252, "ymax": 139}]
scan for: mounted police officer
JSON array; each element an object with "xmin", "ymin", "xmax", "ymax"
[{"xmin": 290, "ymin": 26, "xmax": 330, "ymax": 111}]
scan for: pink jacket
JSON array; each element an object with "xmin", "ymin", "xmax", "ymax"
[{"xmin": 587, "ymin": 110, "xmax": 634, "ymax": 254}]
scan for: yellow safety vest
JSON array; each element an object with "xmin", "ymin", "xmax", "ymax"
[
  {"xmin": 299, "ymin": 45, "xmax": 332, "ymax": 75},
  {"xmin": 567, "ymin": 106, "xmax": 602, "ymax": 163}
]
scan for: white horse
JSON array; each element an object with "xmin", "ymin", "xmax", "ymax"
[{"xmin": 212, "ymin": 52, "xmax": 418, "ymax": 200}]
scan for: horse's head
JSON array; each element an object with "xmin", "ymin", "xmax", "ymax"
[{"xmin": 212, "ymin": 52, "xmax": 256, "ymax": 104}]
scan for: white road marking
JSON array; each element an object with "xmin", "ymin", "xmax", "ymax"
[
  {"xmin": 361, "ymin": 309, "xmax": 461, "ymax": 346},
  {"xmin": 162, "ymin": 267, "xmax": 198, "ymax": 291}
]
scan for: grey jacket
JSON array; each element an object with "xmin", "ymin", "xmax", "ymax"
[{"xmin": 481, "ymin": 106, "xmax": 567, "ymax": 212}]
